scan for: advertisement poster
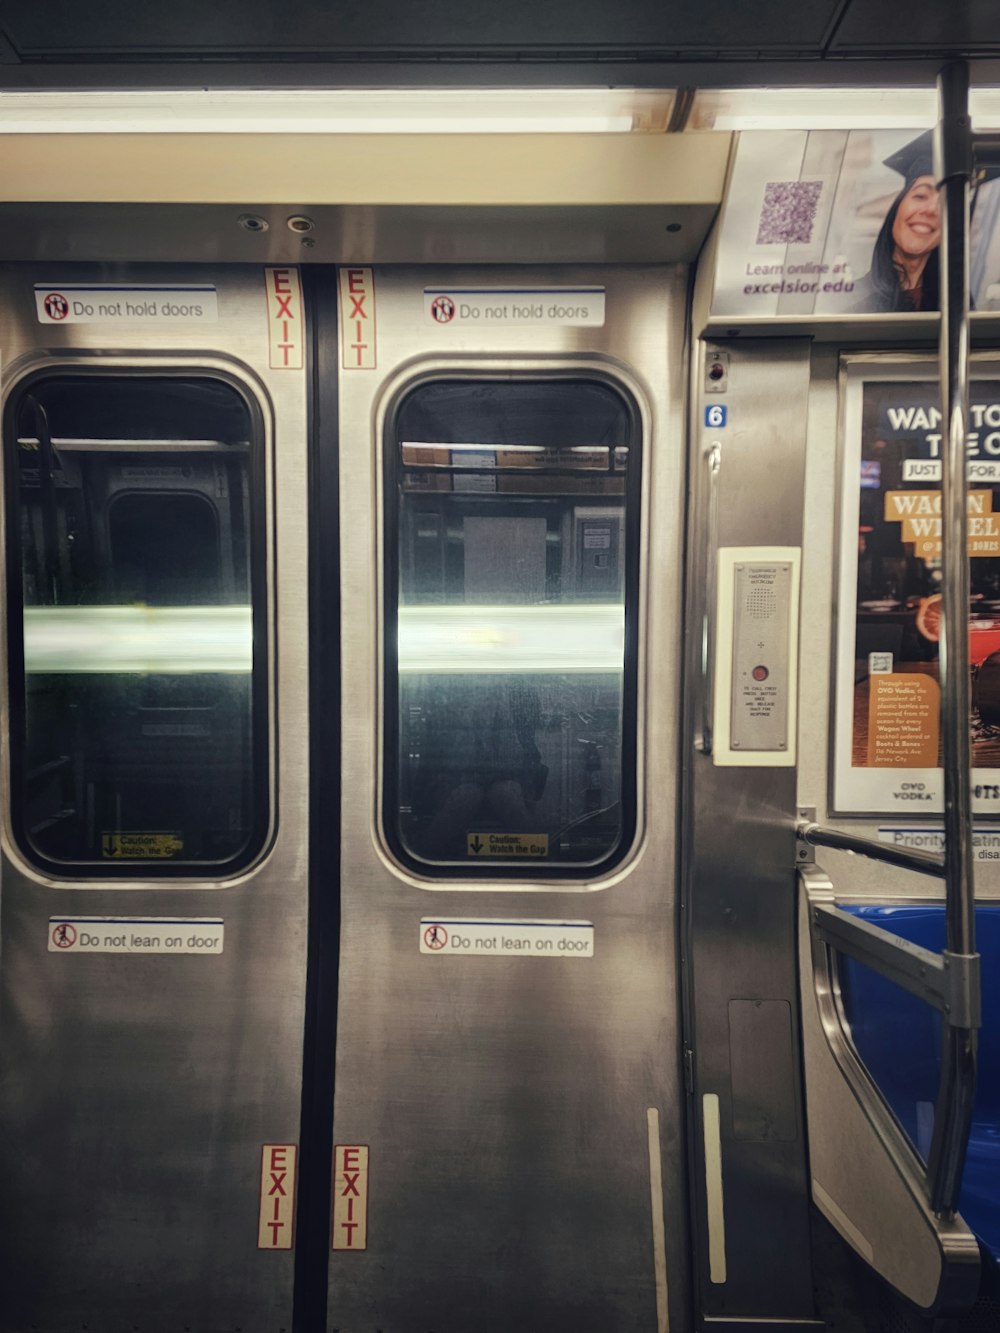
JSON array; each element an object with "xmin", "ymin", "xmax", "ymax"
[
  {"xmin": 834, "ymin": 360, "xmax": 1000, "ymax": 815},
  {"xmin": 713, "ymin": 129, "xmax": 1000, "ymax": 318}
]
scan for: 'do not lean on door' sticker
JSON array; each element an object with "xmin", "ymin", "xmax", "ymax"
[
  {"xmin": 419, "ymin": 919, "xmax": 594, "ymax": 957},
  {"xmin": 48, "ymin": 917, "xmax": 224, "ymax": 955}
]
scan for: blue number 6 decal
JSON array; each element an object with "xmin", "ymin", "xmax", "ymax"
[{"xmin": 704, "ymin": 404, "xmax": 727, "ymax": 428}]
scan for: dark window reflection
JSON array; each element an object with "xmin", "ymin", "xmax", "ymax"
[
  {"xmin": 389, "ymin": 379, "xmax": 639, "ymax": 872},
  {"xmin": 7, "ymin": 375, "xmax": 263, "ymax": 871}
]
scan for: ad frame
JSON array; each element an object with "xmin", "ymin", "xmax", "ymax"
[{"xmin": 832, "ymin": 351, "xmax": 1000, "ymax": 820}]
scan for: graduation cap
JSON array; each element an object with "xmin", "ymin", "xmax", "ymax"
[
  {"xmin": 883, "ymin": 130, "xmax": 935, "ymax": 187},
  {"xmin": 884, "ymin": 128, "xmax": 1000, "ymax": 191}
]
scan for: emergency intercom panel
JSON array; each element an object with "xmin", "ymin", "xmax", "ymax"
[{"xmin": 713, "ymin": 546, "xmax": 800, "ymax": 766}]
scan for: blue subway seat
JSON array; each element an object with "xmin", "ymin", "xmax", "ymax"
[{"xmin": 838, "ymin": 904, "xmax": 1000, "ymax": 1268}]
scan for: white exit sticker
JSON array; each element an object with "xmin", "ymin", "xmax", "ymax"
[
  {"xmin": 264, "ymin": 267, "xmax": 303, "ymax": 369},
  {"xmin": 48, "ymin": 917, "xmax": 224, "ymax": 954},
  {"xmin": 420, "ymin": 919, "xmax": 594, "ymax": 957},
  {"xmin": 332, "ymin": 1145, "xmax": 369, "ymax": 1251},
  {"xmin": 258, "ymin": 1144, "xmax": 297, "ymax": 1249},
  {"xmin": 35, "ymin": 285, "xmax": 218, "ymax": 324},
  {"xmin": 339, "ymin": 267, "xmax": 376, "ymax": 368},
  {"xmin": 424, "ymin": 286, "xmax": 605, "ymax": 327}
]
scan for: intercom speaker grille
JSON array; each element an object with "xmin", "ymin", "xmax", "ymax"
[{"xmin": 744, "ymin": 585, "xmax": 777, "ymax": 619}]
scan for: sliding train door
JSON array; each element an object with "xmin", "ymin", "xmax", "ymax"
[
  {"xmin": 0, "ymin": 260, "xmax": 844, "ymax": 1333},
  {"xmin": 0, "ymin": 265, "xmax": 310, "ymax": 1332},
  {"xmin": 326, "ymin": 266, "xmax": 690, "ymax": 1330}
]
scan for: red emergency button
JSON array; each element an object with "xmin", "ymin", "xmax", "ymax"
[{"xmin": 752, "ymin": 665, "xmax": 769, "ymax": 681}]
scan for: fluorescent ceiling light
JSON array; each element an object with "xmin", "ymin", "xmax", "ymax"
[
  {"xmin": 0, "ymin": 88, "xmax": 672, "ymax": 135},
  {"xmin": 692, "ymin": 87, "xmax": 1000, "ymax": 131},
  {"xmin": 24, "ymin": 605, "xmax": 252, "ymax": 674},
  {"xmin": 398, "ymin": 604, "xmax": 624, "ymax": 673},
  {"xmin": 22, "ymin": 602, "xmax": 625, "ymax": 674}
]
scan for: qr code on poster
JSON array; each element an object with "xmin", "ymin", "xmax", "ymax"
[{"xmin": 756, "ymin": 180, "xmax": 823, "ymax": 245}]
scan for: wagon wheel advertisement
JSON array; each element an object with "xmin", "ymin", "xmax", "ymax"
[{"xmin": 834, "ymin": 362, "xmax": 1000, "ymax": 816}]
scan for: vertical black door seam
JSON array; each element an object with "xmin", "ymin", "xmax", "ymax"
[{"xmin": 293, "ymin": 265, "xmax": 342, "ymax": 1333}]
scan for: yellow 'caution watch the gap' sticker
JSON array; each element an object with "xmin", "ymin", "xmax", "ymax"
[
  {"xmin": 102, "ymin": 831, "xmax": 184, "ymax": 859},
  {"xmin": 467, "ymin": 832, "xmax": 549, "ymax": 858}
]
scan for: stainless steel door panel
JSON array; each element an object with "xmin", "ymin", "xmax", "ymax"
[
  {"xmin": 0, "ymin": 264, "xmax": 310, "ymax": 1333},
  {"xmin": 333, "ymin": 266, "xmax": 688, "ymax": 1331},
  {"xmin": 683, "ymin": 340, "xmax": 818, "ymax": 1325}
]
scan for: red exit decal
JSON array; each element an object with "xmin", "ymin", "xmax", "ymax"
[
  {"xmin": 339, "ymin": 268, "xmax": 376, "ymax": 369},
  {"xmin": 257, "ymin": 1143, "xmax": 297, "ymax": 1249},
  {"xmin": 265, "ymin": 268, "xmax": 303, "ymax": 369},
  {"xmin": 332, "ymin": 1144, "xmax": 369, "ymax": 1250}
]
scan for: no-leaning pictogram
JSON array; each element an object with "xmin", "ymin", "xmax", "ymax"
[
  {"xmin": 430, "ymin": 295, "xmax": 456, "ymax": 323},
  {"xmin": 51, "ymin": 923, "xmax": 77, "ymax": 948},
  {"xmin": 44, "ymin": 292, "xmax": 70, "ymax": 321},
  {"xmin": 423, "ymin": 924, "xmax": 448, "ymax": 950}
]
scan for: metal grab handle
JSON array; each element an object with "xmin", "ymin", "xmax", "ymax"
[
  {"xmin": 797, "ymin": 817, "xmax": 944, "ymax": 878},
  {"xmin": 697, "ymin": 440, "xmax": 721, "ymax": 755},
  {"xmin": 802, "ymin": 851, "xmax": 983, "ymax": 1229},
  {"xmin": 929, "ymin": 60, "xmax": 979, "ymax": 1217},
  {"xmin": 811, "ymin": 900, "xmax": 980, "ymax": 1031}
]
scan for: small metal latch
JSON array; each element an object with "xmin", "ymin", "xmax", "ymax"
[
  {"xmin": 796, "ymin": 806, "xmax": 816, "ymax": 865},
  {"xmin": 941, "ymin": 950, "xmax": 982, "ymax": 1030}
]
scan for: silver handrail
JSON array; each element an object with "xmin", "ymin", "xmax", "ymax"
[
  {"xmin": 797, "ymin": 819, "xmax": 944, "ymax": 878},
  {"xmin": 810, "ymin": 899, "xmax": 980, "ymax": 1031},
  {"xmin": 927, "ymin": 58, "xmax": 980, "ymax": 1218},
  {"xmin": 697, "ymin": 440, "xmax": 721, "ymax": 755}
]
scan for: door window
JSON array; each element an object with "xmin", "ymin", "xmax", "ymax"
[
  {"xmin": 4, "ymin": 373, "xmax": 268, "ymax": 874},
  {"xmin": 385, "ymin": 377, "xmax": 640, "ymax": 876}
]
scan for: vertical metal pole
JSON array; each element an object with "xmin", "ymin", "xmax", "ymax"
[
  {"xmin": 928, "ymin": 59, "xmax": 979, "ymax": 1216},
  {"xmin": 699, "ymin": 441, "xmax": 721, "ymax": 755}
]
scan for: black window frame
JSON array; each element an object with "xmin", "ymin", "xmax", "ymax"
[
  {"xmin": 3, "ymin": 365, "xmax": 271, "ymax": 879},
  {"xmin": 382, "ymin": 370, "xmax": 642, "ymax": 881}
]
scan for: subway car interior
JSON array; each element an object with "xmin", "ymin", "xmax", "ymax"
[{"xmin": 5, "ymin": 3, "xmax": 1000, "ymax": 1331}]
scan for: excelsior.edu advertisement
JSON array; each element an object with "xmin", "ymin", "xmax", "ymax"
[{"xmin": 713, "ymin": 129, "xmax": 1000, "ymax": 319}]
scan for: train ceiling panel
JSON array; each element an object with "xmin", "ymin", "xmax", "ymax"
[
  {"xmin": 0, "ymin": 0, "xmax": 998, "ymax": 89},
  {"xmin": 0, "ymin": 0, "xmax": 843, "ymax": 61},
  {"xmin": 830, "ymin": 0, "xmax": 1000, "ymax": 55}
]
